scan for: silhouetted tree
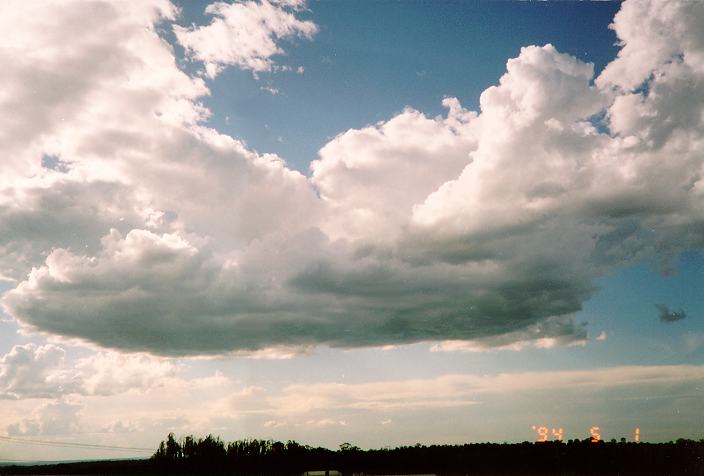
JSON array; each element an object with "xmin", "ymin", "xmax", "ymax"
[{"xmin": 146, "ymin": 433, "xmax": 704, "ymax": 475}]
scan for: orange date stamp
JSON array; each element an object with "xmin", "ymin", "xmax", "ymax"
[{"xmin": 531, "ymin": 425, "xmax": 640, "ymax": 442}]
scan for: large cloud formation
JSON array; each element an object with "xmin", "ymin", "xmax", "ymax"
[{"xmin": 2, "ymin": 0, "xmax": 703, "ymax": 356}]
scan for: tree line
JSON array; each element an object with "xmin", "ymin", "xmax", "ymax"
[{"xmin": 149, "ymin": 433, "xmax": 704, "ymax": 475}]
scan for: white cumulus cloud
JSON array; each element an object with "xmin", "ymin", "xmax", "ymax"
[
  {"xmin": 174, "ymin": 0, "xmax": 317, "ymax": 77},
  {"xmin": 0, "ymin": 343, "xmax": 177, "ymax": 399}
]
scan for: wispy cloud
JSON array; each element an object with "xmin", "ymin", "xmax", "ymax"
[
  {"xmin": 259, "ymin": 364, "xmax": 704, "ymax": 416},
  {"xmin": 3, "ymin": 363, "xmax": 703, "ymax": 445}
]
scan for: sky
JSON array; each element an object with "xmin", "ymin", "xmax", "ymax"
[{"xmin": 0, "ymin": 0, "xmax": 703, "ymax": 462}]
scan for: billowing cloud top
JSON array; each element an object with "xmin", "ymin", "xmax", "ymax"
[{"xmin": 1, "ymin": 0, "xmax": 703, "ymax": 356}]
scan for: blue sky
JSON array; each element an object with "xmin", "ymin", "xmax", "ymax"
[
  {"xmin": 0, "ymin": 0, "xmax": 702, "ymax": 462},
  {"xmin": 177, "ymin": 1, "xmax": 622, "ymax": 172}
]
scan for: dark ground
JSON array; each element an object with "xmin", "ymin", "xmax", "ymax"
[{"xmin": 2, "ymin": 437, "xmax": 702, "ymax": 475}]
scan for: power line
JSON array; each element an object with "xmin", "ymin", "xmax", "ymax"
[{"xmin": 0, "ymin": 435, "xmax": 154, "ymax": 452}]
